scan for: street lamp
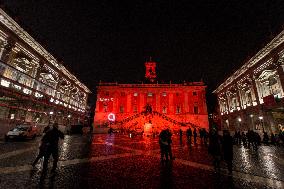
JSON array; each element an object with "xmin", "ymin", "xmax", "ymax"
[
  {"xmin": 250, "ymin": 114, "xmax": 254, "ymax": 130},
  {"xmin": 48, "ymin": 111, "xmax": 54, "ymax": 125},
  {"xmin": 238, "ymin": 117, "xmax": 242, "ymax": 131},
  {"xmin": 259, "ymin": 116, "xmax": 264, "ymax": 132}
]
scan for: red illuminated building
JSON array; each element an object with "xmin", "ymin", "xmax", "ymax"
[{"xmin": 94, "ymin": 60, "xmax": 208, "ymax": 134}]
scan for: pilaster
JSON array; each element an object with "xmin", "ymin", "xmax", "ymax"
[{"xmin": 126, "ymin": 93, "xmax": 131, "ymax": 113}]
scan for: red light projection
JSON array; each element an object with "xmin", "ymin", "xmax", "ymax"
[
  {"xmin": 94, "ymin": 60, "xmax": 209, "ymax": 134},
  {"xmin": 94, "ymin": 83, "xmax": 209, "ymax": 133},
  {"xmin": 145, "ymin": 60, "xmax": 156, "ymax": 83}
]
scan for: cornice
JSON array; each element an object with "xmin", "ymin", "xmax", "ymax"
[{"xmin": 214, "ymin": 29, "xmax": 284, "ymax": 94}]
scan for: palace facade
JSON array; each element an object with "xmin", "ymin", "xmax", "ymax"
[
  {"xmin": 214, "ymin": 29, "xmax": 284, "ymax": 134},
  {"xmin": 0, "ymin": 9, "xmax": 91, "ymax": 135},
  {"xmin": 94, "ymin": 60, "xmax": 208, "ymax": 134}
]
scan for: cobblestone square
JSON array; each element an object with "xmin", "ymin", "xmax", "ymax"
[{"xmin": 0, "ymin": 134, "xmax": 283, "ymax": 189}]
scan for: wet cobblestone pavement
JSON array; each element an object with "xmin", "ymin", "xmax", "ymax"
[{"xmin": 0, "ymin": 134, "xmax": 283, "ymax": 189}]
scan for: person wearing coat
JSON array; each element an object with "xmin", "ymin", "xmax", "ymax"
[
  {"xmin": 222, "ymin": 130, "xmax": 233, "ymax": 173},
  {"xmin": 208, "ymin": 129, "xmax": 221, "ymax": 173}
]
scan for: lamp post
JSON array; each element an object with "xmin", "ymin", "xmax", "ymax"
[
  {"xmin": 238, "ymin": 117, "xmax": 242, "ymax": 131},
  {"xmin": 250, "ymin": 114, "xmax": 254, "ymax": 130},
  {"xmin": 259, "ymin": 116, "xmax": 264, "ymax": 132},
  {"xmin": 48, "ymin": 111, "xmax": 54, "ymax": 125}
]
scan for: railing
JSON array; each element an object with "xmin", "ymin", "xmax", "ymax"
[{"xmin": 98, "ymin": 82, "xmax": 205, "ymax": 88}]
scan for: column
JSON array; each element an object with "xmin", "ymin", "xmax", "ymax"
[
  {"xmin": 276, "ymin": 59, "xmax": 284, "ymax": 93},
  {"xmin": 225, "ymin": 91, "xmax": 231, "ymax": 113},
  {"xmin": 126, "ymin": 93, "xmax": 131, "ymax": 113},
  {"xmin": 156, "ymin": 91, "xmax": 160, "ymax": 112},
  {"xmin": 184, "ymin": 91, "xmax": 189, "ymax": 113},
  {"xmin": 169, "ymin": 93, "xmax": 174, "ymax": 114},
  {"xmin": 140, "ymin": 93, "xmax": 144, "ymax": 112},
  {"xmin": 251, "ymin": 74, "xmax": 260, "ymax": 105}
]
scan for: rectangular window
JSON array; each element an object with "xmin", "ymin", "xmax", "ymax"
[
  {"xmin": 162, "ymin": 92, "xmax": 167, "ymax": 97},
  {"xmin": 162, "ymin": 106, "xmax": 167, "ymax": 114},
  {"xmin": 121, "ymin": 92, "xmax": 125, "ymax": 97},
  {"xmin": 148, "ymin": 92, "xmax": 153, "ymax": 97},
  {"xmin": 134, "ymin": 92, "xmax": 138, "ymax": 97},
  {"xmin": 194, "ymin": 106, "xmax": 199, "ymax": 114},
  {"xmin": 105, "ymin": 91, "xmax": 109, "ymax": 96},
  {"xmin": 193, "ymin": 91, "xmax": 197, "ymax": 96}
]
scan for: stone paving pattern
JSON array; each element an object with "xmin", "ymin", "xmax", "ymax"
[{"xmin": 0, "ymin": 134, "xmax": 283, "ymax": 189}]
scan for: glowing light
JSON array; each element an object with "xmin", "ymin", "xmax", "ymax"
[
  {"xmin": 67, "ymin": 115, "xmax": 71, "ymax": 118},
  {"xmin": 23, "ymin": 88, "xmax": 32, "ymax": 95},
  {"xmin": 49, "ymin": 111, "xmax": 54, "ymax": 115},
  {"xmin": 108, "ymin": 113, "xmax": 116, "ymax": 122},
  {"xmin": 238, "ymin": 118, "xmax": 242, "ymax": 122},
  {"xmin": 1, "ymin": 79, "xmax": 10, "ymax": 87},
  {"xmin": 99, "ymin": 98, "xmax": 114, "ymax": 102},
  {"xmin": 250, "ymin": 114, "xmax": 254, "ymax": 118},
  {"xmin": 35, "ymin": 92, "xmax": 43, "ymax": 98},
  {"xmin": 13, "ymin": 84, "xmax": 21, "ymax": 90},
  {"xmin": 259, "ymin": 116, "xmax": 263, "ymax": 120},
  {"xmin": 50, "ymin": 98, "xmax": 54, "ymax": 102}
]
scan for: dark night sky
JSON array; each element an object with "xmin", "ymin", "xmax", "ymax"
[{"xmin": 1, "ymin": 1, "xmax": 284, "ymax": 110}]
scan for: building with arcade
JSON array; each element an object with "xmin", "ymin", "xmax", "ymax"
[
  {"xmin": 214, "ymin": 29, "xmax": 284, "ymax": 134},
  {"xmin": 0, "ymin": 9, "xmax": 91, "ymax": 135},
  {"xmin": 94, "ymin": 60, "xmax": 208, "ymax": 134}
]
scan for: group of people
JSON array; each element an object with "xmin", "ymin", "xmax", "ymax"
[
  {"xmin": 208, "ymin": 129, "xmax": 233, "ymax": 173},
  {"xmin": 32, "ymin": 122, "xmax": 64, "ymax": 174},
  {"xmin": 159, "ymin": 126, "xmax": 234, "ymax": 173},
  {"xmin": 184, "ymin": 128, "xmax": 208, "ymax": 145},
  {"xmin": 233, "ymin": 130, "xmax": 283, "ymax": 150}
]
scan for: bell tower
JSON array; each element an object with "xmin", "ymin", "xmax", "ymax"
[{"xmin": 145, "ymin": 57, "xmax": 157, "ymax": 83}]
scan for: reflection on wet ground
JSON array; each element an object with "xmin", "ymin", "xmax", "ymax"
[{"xmin": 0, "ymin": 134, "xmax": 283, "ymax": 188}]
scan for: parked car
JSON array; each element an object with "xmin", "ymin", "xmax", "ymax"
[{"xmin": 5, "ymin": 124, "xmax": 39, "ymax": 141}]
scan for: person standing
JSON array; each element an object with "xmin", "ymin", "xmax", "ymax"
[
  {"xmin": 222, "ymin": 130, "xmax": 233, "ymax": 174},
  {"xmin": 32, "ymin": 125, "xmax": 51, "ymax": 166},
  {"xmin": 159, "ymin": 129, "xmax": 169, "ymax": 161},
  {"xmin": 208, "ymin": 129, "xmax": 221, "ymax": 173},
  {"xmin": 186, "ymin": 127, "xmax": 192, "ymax": 144},
  {"xmin": 42, "ymin": 123, "xmax": 64, "ymax": 173},
  {"xmin": 166, "ymin": 129, "xmax": 174, "ymax": 160},
  {"xmin": 193, "ymin": 128, "xmax": 197, "ymax": 144}
]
